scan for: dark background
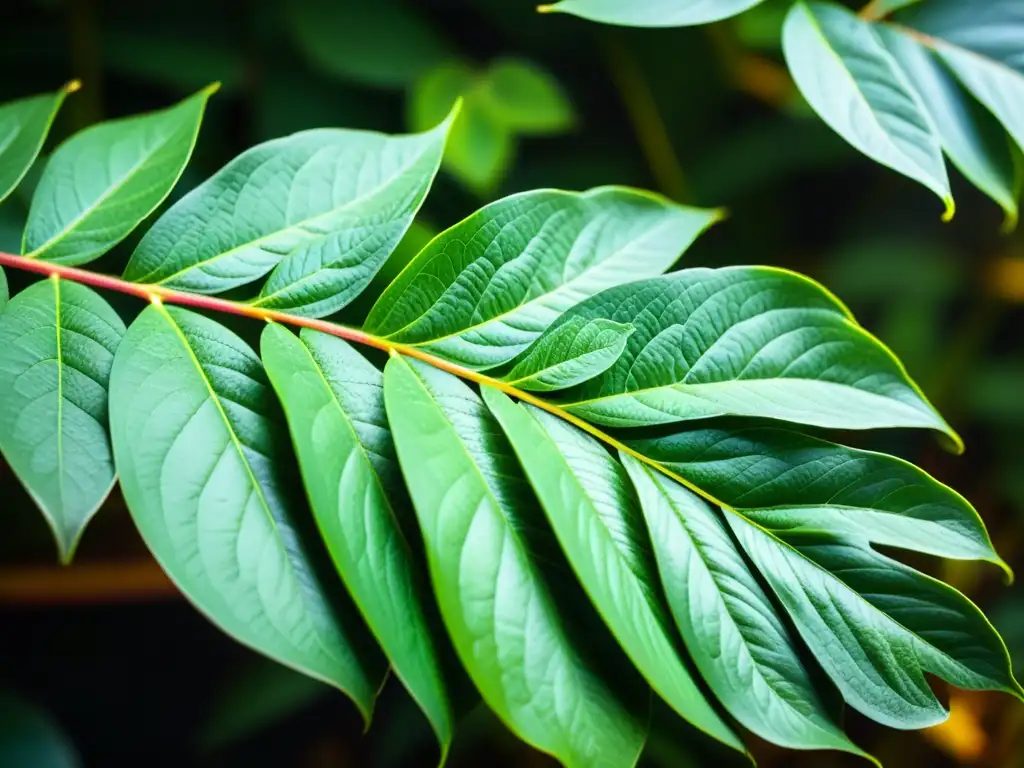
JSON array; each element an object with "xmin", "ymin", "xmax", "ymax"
[{"xmin": 1, "ymin": 0, "xmax": 1022, "ymax": 765}]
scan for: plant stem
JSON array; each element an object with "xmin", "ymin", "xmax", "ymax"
[{"xmin": 0, "ymin": 251, "xmax": 730, "ymax": 511}]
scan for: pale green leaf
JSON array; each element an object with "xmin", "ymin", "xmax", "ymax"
[
  {"xmin": 383, "ymin": 355, "xmax": 646, "ymax": 768},
  {"xmin": 540, "ymin": 0, "xmax": 769, "ymax": 27},
  {"xmin": 124, "ymin": 114, "xmax": 451, "ymax": 317},
  {"xmin": 108, "ymin": 305, "xmax": 386, "ymax": 719},
  {"xmin": 366, "ymin": 187, "xmax": 720, "ymax": 370},
  {"xmin": 22, "ymin": 86, "xmax": 214, "ymax": 265},
  {"xmin": 0, "ymin": 83, "xmax": 73, "ymax": 205},
  {"xmin": 261, "ymin": 325, "xmax": 453, "ymax": 752},
  {"xmin": 630, "ymin": 423, "xmax": 1006, "ymax": 571},
  {"xmin": 900, "ymin": 0, "xmax": 1024, "ymax": 157},
  {"xmin": 728, "ymin": 517, "xmax": 1022, "ymax": 728},
  {"xmin": 879, "ymin": 26, "xmax": 1019, "ymax": 226},
  {"xmin": 620, "ymin": 455, "xmax": 869, "ymax": 757},
  {"xmin": 288, "ymin": 0, "xmax": 450, "ymax": 89},
  {"xmin": 501, "ymin": 318, "xmax": 633, "ymax": 391},
  {"xmin": 782, "ymin": 2, "xmax": 952, "ymax": 215},
  {"xmin": 552, "ymin": 268, "xmax": 958, "ymax": 445},
  {"xmin": 0, "ymin": 278, "xmax": 124, "ymax": 563},
  {"xmin": 482, "ymin": 387, "xmax": 745, "ymax": 754},
  {"xmin": 480, "ymin": 58, "xmax": 575, "ymax": 135}
]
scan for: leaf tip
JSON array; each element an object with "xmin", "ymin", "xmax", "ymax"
[
  {"xmin": 536, "ymin": 3, "xmax": 558, "ymax": 13},
  {"xmin": 941, "ymin": 197, "xmax": 955, "ymax": 223},
  {"xmin": 63, "ymin": 79, "xmax": 82, "ymax": 94},
  {"xmin": 1000, "ymin": 208, "xmax": 1018, "ymax": 235},
  {"xmin": 202, "ymin": 81, "xmax": 223, "ymax": 98}
]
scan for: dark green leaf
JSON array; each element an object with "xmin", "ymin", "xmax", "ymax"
[
  {"xmin": 383, "ymin": 355, "xmax": 646, "ymax": 767},
  {"xmin": 0, "ymin": 266, "xmax": 7, "ymax": 312},
  {"xmin": 0, "ymin": 692, "xmax": 79, "ymax": 768},
  {"xmin": 0, "ymin": 83, "xmax": 73, "ymax": 205},
  {"xmin": 109, "ymin": 305, "xmax": 386, "ymax": 719},
  {"xmin": 22, "ymin": 86, "xmax": 214, "ymax": 265},
  {"xmin": 0, "ymin": 277, "xmax": 124, "ymax": 562}
]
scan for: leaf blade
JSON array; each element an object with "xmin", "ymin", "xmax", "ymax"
[
  {"xmin": 0, "ymin": 83, "xmax": 74, "ymax": 206},
  {"xmin": 541, "ymin": 0, "xmax": 770, "ymax": 27}
]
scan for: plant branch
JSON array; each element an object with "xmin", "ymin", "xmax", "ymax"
[{"xmin": 0, "ymin": 251, "xmax": 732, "ymax": 513}]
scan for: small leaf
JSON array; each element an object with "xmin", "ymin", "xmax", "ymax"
[
  {"xmin": 0, "ymin": 277, "xmax": 124, "ymax": 563},
  {"xmin": 879, "ymin": 26, "xmax": 1019, "ymax": 226},
  {"xmin": 124, "ymin": 114, "xmax": 452, "ymax": 317},
  {"xmin": 552, "ymin": 268, "xmax": 959, "ymax": 446},
  {"xmin": 900, "ymin": 0, "xmax": 1024, "ymax": 157},
  {"xmin": 0, "ymin": 82, "xmax": 75, "ymax": 205},
  {"xmin": 261, "ymin": 325, "xmax": 453, "ymax": 753},
  {"xmin": 0, "ymin": 691, "xmax": 79, "ymax": 768},
  {"xmin": 630, "ymin": 423, "xmax": 1007, "ymax": 572},
  {"xmin": 109, "ymin": 305, "xmax": 386, "ymax": 720},
  {"xmin": 483, "ymin": 388, "xmax": 745, "ymax": 754},
  {"xmin": 540, "ymin": 0, "xmax": 769, "ymax": 27},
  {"xmin": 288, "ymin": 0, "xmax": 450, "ymax": 89},
  {"xmin": 501, "ymin": 317, "xmax": 633, "ymax": 391},
  {"xmin": 22, "ymin": 85, "xmax": 214, "ymax": 265},
  {"xmin": 479, "ymin": 58, "xmax": 575, "ymax": 135},
  {"xmin": 366, "ymin": 187, "xmax": 720, "ymax": 370},
  {"xmin": 782, "ymin": 2, "xmax": 952, "ymax": 216},
  {"xmin": 383, "ymin": 355, "xmax": 646, "ymax": 768},
  {"xmin": 728, "ymin": 517, "xmax": 1022, "ymax": 728},
  {"xmin": 620, "ymin": 455, "xmax": 870, "ymax": 758}
]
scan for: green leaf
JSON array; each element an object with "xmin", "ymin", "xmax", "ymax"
[
  {"xmin": 482, "ymin": 388, "xmax": 745, "ymax": 754},
  {"xmin": 0, "ymin": 266, "xmax": 7, "ymax": 312},
  {"xmin": 879, "ymin": 26, "xmax": 1019, "ymax": 227},
  {"xmin": 0, "ymin": 83, "xmax": 74, "ymax": 205},
  {"xmin": 383, "ymin": 355, "xmax": 646, "ymax": 768},
  {"xmin": 620, "ymin": 455, "xmax": 869, "ymax": 758},
  {"xmin": 479, "ymin": 59, "xmax": 575, "ymax": 135},
  {"xmin": 123, "ymin": 114, "xmax": 452, "ymax": 317},
  {"xmin": 551, "ymin": 268, "xmax": 958, "ymax": 446},
  {"xmin": 366, "ymin": 187, "xmax": 720, "ymax": 370},
  {"xmin": 260, "ymin": 324, "xmax": 453, "ymax": 752},
  {"xmin": 22, "ymin": 85, "xmax": 215, "ymax": 266},
  {"xmin": 630, "ymin": 423, "xmax": 1007, "ymax": 572},
  {"xmin": 108, "ymin": 305, "xmax": 386, "ymax": 720},
  {"xmin": 539, "ymin": 0, "xmax": 769, "ymax": 27},
  {"xmin": 0, "ymin": 277, "xmax": 124, "ymax": 563},
  {"xmin": 288, "ymin": 0, "xmax": 451, "ymax": 89},
  {"xmin": 0, "ymin": 691, "xmax": 79, "ymax": 768},
  {"xmin": 728, "ymin": 517, "xmax": 1022, "ymax": 728},
  {"xmin": 782, "ymin": 2, "xmax": 953, "ymax": 216},
  {"xmin": 409, "ymin": 63, "xmax": 514, "ymax": 196},
  {"xmin": 501, "ymin": 318, "xmax": 633, "ymax": 392},
  {"xmin": 900, "ymin": 0, "xmax": 1024, "ymax": 157}
]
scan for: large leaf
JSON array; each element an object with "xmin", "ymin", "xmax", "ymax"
[
  {"xmin": 879, "ymin": 26, "xmax": 1019, "ymax": 226},
  {"xmin": 549, "ymin": 268, "xmax": 957, "ymax": 444},
  {"xmin": 620, "ymin": 455, "xmax": 868, "ymax": 757},
  {"xmin": 782, "ymin": 2, "xmax": 952, "ymax": 215},
  {"xmin": 260, "ymin": 324, "xmax": 453, "ymax": 752},
  {"xmin": 899, "ymin": 0, "xmax": 1024, "ymax": 155},
  {"xmin": 22, "ymin": 86, "xmax": 214, "ymax": 266},
  {"xmin": 124, "ymin": 114, "xmax": 452, "ymax": 317},
  {"xmin": 366, "ymin": 187, "xmax": 720, "ymax": 369},
  {"xmin": 728, "ymin": 517, "xmax": 1022, "ymax": 728},
  {"xmin": 0, "ymin": 278, "xmax": 124, "ymax": 562},
  {"xmin": 108, "ymin": 304, "xmax": 386, "ymax": 719},
  {"xmin": 539, "ymin": 0, "xmax": 769, "ymax": 27},
  {"xmin": 482, "ymin": 388, "xmax": 745, "ymax": 754},
  {"xmin": 630, "ymin": 423, "xmax": 1006, "ymax": 571},
  {"xmin": 383, "ymin": 355, "xmax": 646, "ymax": 768},
  {"xmin": 0, "ymin": 83, "xmax": 74, "ymax": 205}
]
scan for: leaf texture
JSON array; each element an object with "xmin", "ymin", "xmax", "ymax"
[
  {"xmin": 0, "ymin": 277, "xmax": 124, "ymax": 562},
  {"xmin": 0, "ymin": 84, "xmax": 72, "ymax": 205},
  {"xmin": 108, "ymin": 304, "xmax": 386, "ymax": 719},
  {"xmin": 541, "ymin": 0, "xmax": 769, "ymax": 27},
  {"xmin": 366, "ymin": 187, "xmax": 720, "ymax": 369},
  {"xmin": 23, "ymin": 86, "xmax": 214, "ymax": 265},
  {"xmin": 261, "ymin": 325, "xmax": 453, "ymax": 752},
  {"xmin": 384, "ymin": 355, "xmax": 646, "ymax": 768}
]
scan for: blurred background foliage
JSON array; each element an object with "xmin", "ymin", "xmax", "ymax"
[{"xmin": 0, "ymin": 0, "xmax": 1022, "ymax": 765}]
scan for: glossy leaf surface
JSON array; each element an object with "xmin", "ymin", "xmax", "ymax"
[
  {"xmin": 541, "ymin": 0, "xmax": 769, "ymax": 27},
  {"xmin": 261, "ymin": 325, "xmax": 453, "ymax": 751},
  {"xmin": 367, "ymin": 187, "xmax": 719, "ymax": 369},
  {"xmin": 0, "ymin": 84, "xmax": 72, "ymax": 205},
  {"xmin": 23, "ymin": 86, "xmax": 213, "ymax": 265},
  {"xmin": 0, "ymin": 278, "xmax": 124, "ymax": 562},
  {"xmin": 384, "ymin": 355, "xmax": 645, "ymax": 768},
  {"xmin": 109, "ymin": 305, "xmax": 386, "ymax": 719}
]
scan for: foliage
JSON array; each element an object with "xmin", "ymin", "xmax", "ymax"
[{"xmin": 0, "ymin": 66, "xmax": 1020, "ymax": 766}]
